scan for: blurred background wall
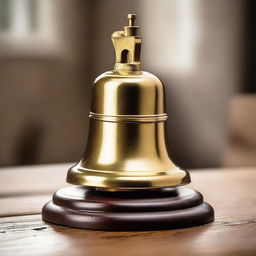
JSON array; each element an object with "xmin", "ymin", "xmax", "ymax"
[{"xmin": 0, "ymin": 0, "xmax": 255, "ymax": 169}]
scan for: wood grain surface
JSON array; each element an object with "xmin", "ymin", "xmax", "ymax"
[{"xmin": 0, "ymin": 164, "xmax": 255, "ymax": 256}]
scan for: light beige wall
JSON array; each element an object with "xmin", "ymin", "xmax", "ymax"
[
  {"xmin": 0, "ymin": 0, "xmax": 249, "ymax": 168},
  {"xmin": 140, "ymin": 0, "xmax": 247, "ymax": 168},
  {"xmin": 0, "ymin": 0, "xmax": 91, "ymax": 165}
]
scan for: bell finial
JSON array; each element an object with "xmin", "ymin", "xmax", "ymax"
[{"xmin": 112, "ymin": 14, "xmax": 141, "ymax": 71}]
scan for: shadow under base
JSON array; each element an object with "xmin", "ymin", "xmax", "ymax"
[{"xmin": 42, "ymin": 186, "xmax": 214, "ymax": 231}]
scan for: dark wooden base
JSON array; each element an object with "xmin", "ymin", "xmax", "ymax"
[{"xmin": 42, "ymin": 186, "xmax": 214, "ymax": 231}]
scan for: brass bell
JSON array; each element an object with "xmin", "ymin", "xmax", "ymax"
[
  {"xmin": 67, "ymin": 14, "xmax": 190, "ymax": 190},
  {"xmin": 42, "ymin": 14, "xmax": 214, "ymax": 231}
]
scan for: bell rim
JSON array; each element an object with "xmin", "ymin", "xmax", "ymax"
[{"xmin": 66, "ymin": 165, "xmax": 191, "ymax": 190}]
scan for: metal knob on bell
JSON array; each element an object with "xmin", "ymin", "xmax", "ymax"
[{"xmin": 67, "ymin": 14, "xmax": 190, "ymax": 190}]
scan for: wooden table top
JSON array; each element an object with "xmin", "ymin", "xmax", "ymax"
[{"xmin": 0, "ymin": 164, "xmax": 255, "ymax": 256}]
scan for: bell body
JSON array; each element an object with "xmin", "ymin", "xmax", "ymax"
[{"xmin": 67, "ymin": 70, "xmax": 190, "ymax": 189}]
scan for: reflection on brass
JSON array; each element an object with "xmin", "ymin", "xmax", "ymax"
[{"xmin": 67, "ymin": 14, "xmax": 191, "ymax": 190}]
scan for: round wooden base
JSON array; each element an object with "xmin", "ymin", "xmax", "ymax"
[{"xmin": 42, "ymin": 186, "xmax": 214, "ymax": 231}]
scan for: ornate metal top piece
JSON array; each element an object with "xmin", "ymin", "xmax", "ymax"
[{"xmin": 112, "ymin": 14, "xmax": 141, "ymax": 71}]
